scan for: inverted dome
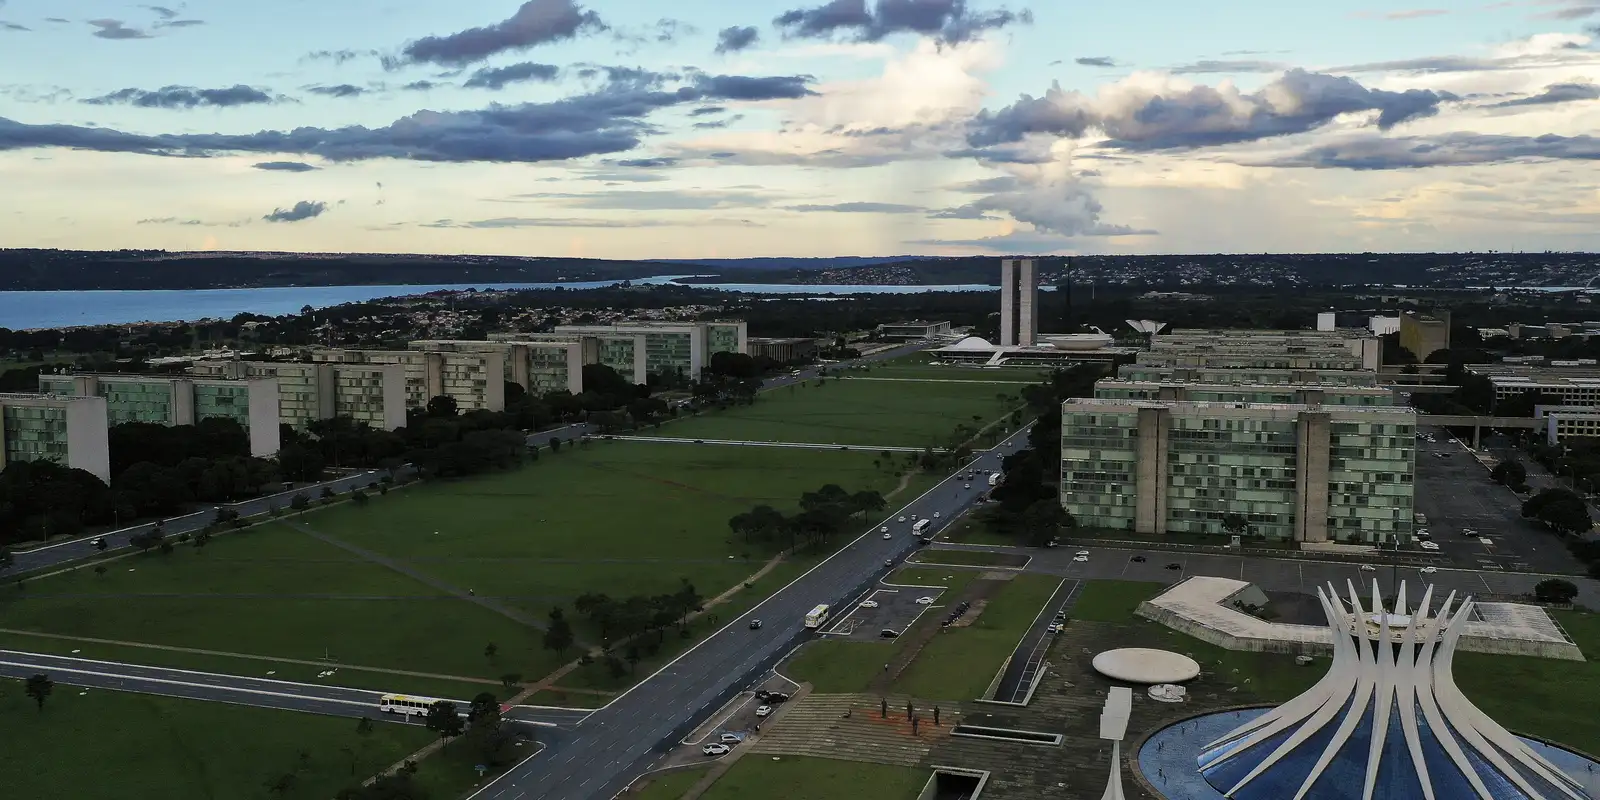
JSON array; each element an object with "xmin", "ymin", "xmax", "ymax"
[{"xmin": 1197, "ymin": 581, "xmax": 1592, "ymax": 800}]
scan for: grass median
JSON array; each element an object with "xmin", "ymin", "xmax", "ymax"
[
  {"xmin": 894, "ymin": 573, "xmax": 1063, "ymax": 701},
  {"xmin": 697, "ymin": 756, "xmax": 926, "ymax": 800}
]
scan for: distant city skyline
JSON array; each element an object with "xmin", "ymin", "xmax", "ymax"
[{"xmin": 1, "ymin": 0, "xmax": 1598, "ymax": 258}]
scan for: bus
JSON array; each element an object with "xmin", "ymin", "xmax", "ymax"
[
  {"xmin": 804, "ymin": 604, "xmax": 831, "ymax": 629},
  {"xmin": 379, "ymin": 693, "xmax": 453, "ymax": 717},
  {"xmin": 912, "ymin": 519, "xmax": 932, "ymax": 535}
]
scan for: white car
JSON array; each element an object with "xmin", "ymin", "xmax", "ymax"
[
  {"xmin": 1420, "ymin": 542, "xmax": 1441, "ymax": 551},
  {"xmin": 898, "ymin": 516, "xmax": 907, "ymax": 522},
  {"xmin": 860, "ymin": 600, "xmax": 879, "ymax": 609},
  {"xmin": 932, "ymin": 512, "xmax": 941, "ymax": 518},
  {"xmin": 1360, "ymin": 564, "xmax": 1376, "ymax": 571},
  {"xmin": 915, "ymin": 596, "xmax": 935, "ymax": 605},
  {"xmin": 755, "ymin": 705, "xmax": 773, "ymax": 717},
  {"xmin": 1073, "ymin": 555, "xmax": 1088, "ymax": 563},
  {"xmin": 1420, "ymin": 566, "xmax": 1438, "ymax": 574},
  {"xmin": 1416, "ymin": 529, "xmax": 1429, "ymax": 536},
  {"xmin": 880, "ymin": 525, "xmax": 889, "ymax": 532},
  {"xmin": 720, "ymin": 733, "xmax": 742, "ymax": 744},
  {"xmin": 1076, "ymin": 550, "xmax": 1090, "ymax": 557},
  {"xmin": 1049, "ymin": 623, "xmax": 1064, "ymax": 633},
  {"xmin": 883, "ymin": 532, "xmax": 891, "ymax": 539},
  {"xmin": 964, "ymin": 483, "xmax": 971, "ymax": 489},
  {"xmin": 702, "ymin": 743, "xmax": 730, "ymax": 756}
]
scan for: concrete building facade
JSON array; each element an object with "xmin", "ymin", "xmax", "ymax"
[
  {"xmin": 748, "ymin": 337, "xmax": 819, "ymax": 362},
  {"xmin": 998, "ymin": 258, "xmax": 1039, "ymax": 347},
  {"xmin": 0, "ymin": 393, "xmax": 112, "ymax": 482},
  {"xmin": 1400, "ymin": 310, "xmax": 1452, "ymax": 361},
  {"xmin": 37, "ymin": 373, "xmax": 281, "ymax": 457},
  {"xmin": 1093, "ymin": 379, "xmax": 1394, "ymax": 407},
  {"xmin": 308, "ymin": 349, "xmax": 505, "ymax": 413},
  {"xmin": 190, "ymin": 361, "xmax": 407, "ymax": 431},
  {"xmin": 498, "ymin": 321, "xmax": 748, "ymax": 385},
  {"xmin": 873, "ymin": 321, "xmax": 951, "ymax": 340},
  {"xmin": 1465, "ymin": 365, "xmax": 1600, "ymax": 408},
  {"xmin": 1116, "ymin": 366, "xmax": 1380, "ymax": 386},
  {"xmin": 1060, "ymin": 399, "xmax": 1416, "ymax": 544},
  {"xmin": 409, "ymin": 340, "xmax": 584, "ymax": 395}
]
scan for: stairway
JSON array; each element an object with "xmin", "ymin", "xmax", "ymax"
[{"xmin": 749, "ymin": 693, "xmax": 960, "ymax": 767}]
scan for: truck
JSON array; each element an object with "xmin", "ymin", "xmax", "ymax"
[{"xmin": 988, "ymin": 472, "xmax": 1001, "ymax": 487}]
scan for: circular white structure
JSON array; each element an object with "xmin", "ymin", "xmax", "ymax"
[
  {"xmin": 1148, "ymin": 683, "xmax": 1188, "ymax": 703},
  {"xmin": 1092, "ymin": 648, "xmax": 1201, "ymax": 684},
  {"xmin": 1040, "ymin": 333, "xmax": 1114, "ymax": 351},
  {"xmin": 945, "ymin": 335, "xmax": 994, "ymax": 350}
]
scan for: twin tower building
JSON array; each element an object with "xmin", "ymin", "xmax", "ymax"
[{"xmin": 998, "ymin": 258, "xmax": 1041, "ymax": 348}]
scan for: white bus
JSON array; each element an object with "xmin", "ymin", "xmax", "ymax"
[
  {"xmin": 912, "ymin": 519, "xmax": 932, "ymax": 535},
  {"xmin": 988, "ymin": 472, "xmax": 1001, "ymax": 487},
  {"xmin": 379, "ymin": 693, "xmax": 452, "ymax": 717},
  {"xmin": 804, "ymin": 604, "xmax": 831, "ymax": 629}
]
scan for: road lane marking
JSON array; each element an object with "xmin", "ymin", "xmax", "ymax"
[{"xmin": 0, "ymin": 650, "xmax": 384, "ymax": 698}]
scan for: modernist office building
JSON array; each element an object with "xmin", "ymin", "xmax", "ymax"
[
  {"xmin": 1117, "ymin": 365, "xmax": 1382, "ymax": 387},
  {"xmin": 1465, "ymin": 365, "xmax": 1600, "ymax": 409},
  {"xmin": 308, "ymin": 349, "xmax": 506, "ymax": 412},
  {"xmin": 190, "ymin": 361, "xmax": 408, "ymax": 431},
  {"xmin": 494, "ymin": 321, "xmax": 748, "ymax": 385},
  {"xmin": 0, "ymin": 393, "xmax": 112, "ymax": 482},
  {"xmin": 874, "ymin": 321, "xmax": 952, "ymax": 340},
  {"xmin": 1060, "ymin": 398, "xmax": 1416, "ymax": 544},
  {"xmin": 1199, "ymin": 582, "xmax": 1593, "ymax": 800},
  {"xmin": 1093, "ymin": 379, "xmax": 1395, "ymax": 407},
  {"xmin": 1400, "ymin": 309, "xmax": 1452, "ymax": 361},
  {"xmin": 38, "ymin": 373, "xmax": 280, "ymax": 457},
  {"xmin": 998, "ymin": 259, "xmax": 1040, "ymax": 347},
  {"xmin": 1142, "ymin": 328, "xmax": 1383, "ymax": 372},
  {"xmin": 409, "ymin": 339, "xmax": 584, "ymax": 395}
]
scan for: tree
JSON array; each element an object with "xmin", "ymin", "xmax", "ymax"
[
  {"xmin": 355, "ymin": 716, "xmax": 375, "ymax": 737},
  {"xmin": 350, "ymin": 488, "xmax": 370, "ymax": 507},
  {"xmin": 1221, "ymin": 513, "xmax": 1251, "ymax": 537},
  {"xmin": 484, "ymin": 642, "xmax": 498, "ymax": 661},
  {"xmin": 499, "ymin": 672, "xmax": 522, "ymax": 690},
  {"xmin": 1491, "ymin": 460, "xmax": 1528, "ymax": 488},
  {"xmin": 426, "ymin": 395, "xmax": 459, "ymax": 418},
  {"xmin": 289, "ymin": 493, "xmax": 311, "ymax": 511},
  {"xmin": 424, "ymin": 700, "xmax": 464, "ymax": 740},
  {"xmin": 277, "ymin": 443, "xmax": 326, "ymax": 483},
  {"xmin": 549, "ymin": 436, "xmax": 562, "ymax": 453},
  {"xmin": 1522, "ymin": 487, "xmax": 1592, "ymax": 534},
  {"xmin": 1534, "ymin": 578, "xmax": 1580, "ymax": 605},
  {"xmin": 467, "ymin": 692, "xmax": 501, "ymax": 730},
  {"xmin": 25, "ymin": 673, "xmax": 53, "ymax": 712},
  {"xmin": 265, "ymin": 773, "xmax": 297, "ymax": 797},
  {"xmin": 93, "ymin": 564, "xmax": 107, "ymax": 578},
  {"xmin": 543, "ymin": 606, "xmax": 575, "ymax": 657}
]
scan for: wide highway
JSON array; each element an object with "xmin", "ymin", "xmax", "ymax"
[{"xmin": 466, "ymin": 425, "xmax": 1029, "ymax": 800}]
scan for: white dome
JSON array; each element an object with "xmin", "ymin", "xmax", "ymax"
[{"xmin": 948, "ymin": 336, "xmax": 995, "ymax": 350}]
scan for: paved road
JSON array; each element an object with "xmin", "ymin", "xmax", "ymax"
[
  {"xmin": 992, "ymin": 578, "xmax": 1081, "ymax": 704},
  {"xmin": 0, "ymin": 648, "xmax": 591, "ymax": 728},
  {"xmin": 2, "ymin": 423, "xmax": 592, "ymax": 577},
  {"xmin": 929, "ymin": 541, "xmax": 1600, "ymax": 608},
  {"xmin": 464, "ymin": 426, "xmax": 1030, "ymax": 800}
]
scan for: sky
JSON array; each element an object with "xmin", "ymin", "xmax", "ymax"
[{"xmin": 1, "ymin": 0, "xmax": 1598, "ymax": 260}]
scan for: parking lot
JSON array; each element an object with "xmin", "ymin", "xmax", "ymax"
[
  {"xmin": 657, "ymin": 672, "xmax": 799, "ymax": 768},
  {"xmin": 1415, "ymin": 425, "xmax": 1583, "ymax": 574},
  {"xmin": 821, "ymin": 584, "xmax": 944, "ymax": 641}
]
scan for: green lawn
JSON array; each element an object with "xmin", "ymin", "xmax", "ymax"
[
  {"xmin": 895, "ymin": 574, "xmax": 1063, "ymax": 701},
  {"xmin": 627, "ymin": 767, "xmax": 711, "ymax": 799},
  {"xmin": 1070, "ymin": 579, "xmax": 1166, "ymax": 623},
  {"xmin": 1455, "ymin": 610, "xmax": 1600, "ymax": 756},
  {"xmin": 664, "ymin": 376, "xmax": 1020, "ymax": 447},
  {"xmin": 884, "ymin": 566, "xmax": 980, "ymax": 593},
  {"xmin": 698, "ymin": 756, "xmax": 926, "ymax": 800},
  {"xmin": 0, "ymin": 681, "xmax": 439, "ymax": 800},
  {"xmin": 908, "ymin": 548, "xmax": 1024, "ymax": 568},
  {"xmin": 785, "ymin": 639, "xmax": 898, "ymax": 693}
]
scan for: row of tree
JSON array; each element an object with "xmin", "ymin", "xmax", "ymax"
[{"xmin": 726, "ymin": 484, "xmax": 887, "ymax": 552}]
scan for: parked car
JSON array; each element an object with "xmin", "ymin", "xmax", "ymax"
[
  {"xmin": 1420, "ymin": 566, "xmax": 1438, "ymax": 574},
  {"xmin": 1049, "ymin": 623, "xmax": 1064, "ymax": 633},
  {"xmin": 898, "ymin": 516, "xmax": 907, "ymax": 522},
  {"xmin": 763, "ymin": 692, "xmax": 790, "ymax": 704},
  {"xmin": 916, "ymin": 596, "xmax": 935, "ymax": 604},
  {"xmin": 1360, "ymin": 564, "xmax": 1376, "ymax": 571},
  {"xmin": 932, "ymin": 512, "xmax": 941, "ymax": 518},
  {"xmin": 755, "ymin": 705, "xmax": 773, "ymax": 717},
  {"xmin": 1165, "ymin": 563, "xmax": 1182, "ymax": 570},
  {"xmin": 1131, "ymin": 555, "xmax": 1146, "ymax": 562},
  {"xmin": 860, "ymin": 600, "xmax": 879, "ymax": 609},
  {"xmin": 702, "ymin": 743, "xmax": 730, "ymax": 756},
  {"xmin": 964, "ymin": 483, "xmax": 971, "ymax": 489},
  {"xmin": 880, "ymin": 629, "xmax": 900, "ymax": 638},
  {"xmin": 720, "ymin": 733, "xmax": 742, "ymax": 744}
]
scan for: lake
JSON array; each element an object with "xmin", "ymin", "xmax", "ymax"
[{"xmin": 0, "ymin": 277, "xmax": 1004, "ymax": 329}]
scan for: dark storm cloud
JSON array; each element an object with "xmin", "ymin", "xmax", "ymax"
[
  {"xmin": 253, "ymin": 161, "xmax": 319, "ymax": 172},
  {"xmin": 2, "ymin": 21, "xmax": 28, "ymax": 31},
  {"xmin": 1257, "ymin": 133, "xmax": 1600, "ymax": 170},
  {"xmin": 774, "ymin": 0, "xmax": 1031, "ymax": 45},
  {"xmin": 0, "ymin": 71, "xmax": 818, "ymax": 164},
  {"xmin": 403, "ymin": 80, "xmax": 444, "ymax": 91},
  {"xmin": 614, "ymin": 157, "xmax": 678, "ymax": 167},
  {"xmin": 715, "ymin": 25, "xmax": 760, "ymax": 53},
  {"xmin": 304, "ymin": 49, "xmax": 380, "ymax": 65},
  {"xmin": 306, "ymin": 84, "xmax": 367, "ymax": 98},
  {"xmin": 692, "ymin": 114, "xmax": 744, "ymax": 129},
  {"xmin": 88, "ymin": 19, "xmax": 150, "ymax": 39},
  {"xmin": 463, "ymin": 62, "xmax": 561, "ymax": 90},
  {"xmin": 966, "ymin": 68, "xmax": 1454, "ymax": 150},
  {"xmin": 690, "ymin": 106, "xmax": 725, "ymax": 116},
  {"xmin": 1074, "ymin": 56, "xmax": 1115, "ymax": 67},
  {"xmin": 1488, "ymin": 82, "xmax": 1600, "ymax": 108},
  {"xmin": 399, "ymin": 0, "xmax": 607, "ymax": 67},
  {"xmin": 263, "ymin": 200, "xmax": 328, "ymax": 223},
  {"xmin": 785, "ymin": 201, "xmax": 925, "ymax": 212},
  {"xmin": 81, "ymin": 85, "xmax": 279, "ymax": 109}
]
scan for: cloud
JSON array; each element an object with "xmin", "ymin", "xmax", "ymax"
[
  {"xmin": 716, "ymin": 25, "xmax": 760, "ymax": 54},
  {"xmin": 253, "ymin": 161, "xmax": 319, "ymax": 172},
  {"xmin": 262, "ymin": 200, "xmax": 328, "ymax": 223},
  {"xmin": 424, "ymin": 216, "xmax": 669, "ymax": 228},
  {"xmin": 944, "ymin": 175, "xmax": 1153, "ymax": 237},
  {"xmin": 304, "ymin": 49, "xmax": 378, "ymax": 65},
  {"xmin": 1487, "ymin": 81, "xmax": 1600, "ymax": 108},
  {"xmin": 81, "ymin": 85, "xmax": 279, "ymax": 109},
  {"xmin": 1255, "ymin": 132, "xmax": 1600, "ymax": 169},
  {"xmin": 399, "ymin": 0, "xmax": 607, "ymax": 67},
  {"xmin": 927, "ymin": 206, "xmax": 1001, "ymax": 219},
  {"xmin": 966, "ymin": 69, "xmax": 1454, "ymax": 151},
  {"xmin": 613, "ymin": 157, "xmax": 678, "ymax": 168},
  {"xmin": 306, "ymin": 84, "xmax": 367, "ymax": 98},
  {"xmin": 1074, "ymin": 56, "xmax": 1115, "ymax": 67},
  {"xmin": 690, "ymin": 106, "xmax": 725, "ymax": 116},
  {"xmin": 463, "ymin": 62, "xmax": 561, "ymax": 90},
  {"xmin": 1532, "ymin": 1, "xmax": 1600, "ymax": 20},
  {"xmin": 692, "ymin": 114, "xmax": 744, "ymax": 129},
  {"xmin": 1168, "ymin": 59, "xmax": 1289, "ymax": 74},
  {"xmin": 0, "ymin": 71, "xmax": 818, "ymax": 164},
  {"xmin": 908, "ymin": 228, "xmax": 1141, "ymax": 253},
  {"xmin": 2, "ymin": 21, "xmax": 28, "ymax": 31},
  {"xmin": 143, "ymin": 5, "xmax": 177, "ymax": 19},
  {"xmin": 88, "ymin": 19, "xmax": 151, "ymax": 39},
  {"xmin": 945, "ymin": 175, "xmax": 1020, "ymax": 193},
  {"xmin": 774, "ymin": 0, "xmax": 1032, "ymax": 45},
  {"xmin": 403, "ymin": 80, "xmax": 443, "ymax": 91},
  {"xmin": 510, "ymin": 188, "xmax": 777, "ymax": 209},
  {"xmin": 785, "ymin": 201, "xmax": 925, "ymax": 212},
  {"xmin": 158, "ymin": 19, "xmax": 204, "ymax": 28}
]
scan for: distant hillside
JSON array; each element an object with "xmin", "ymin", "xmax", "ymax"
[
  {"xmin": 0, "ymin": 250, "xmax": 678, "ymax": 291},
  {"xmin": 652, "ymin": 256, "xmax": 930, "ymax": 270}
]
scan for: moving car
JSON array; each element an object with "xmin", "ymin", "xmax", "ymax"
[
  {"xmin": 1131, "ymin": 555, "xmax": 1146, "ymax": 563},
  {"xmin": 1420, "ymin": 541, "xmax": 1441, "ymax": 551},
  {"xmin": 915, "ymin": 596, "xmax": 935, "ymax": 605},
  {"xmin": 1165, "ymin": 563, "xmax": 1182, "ymax": 570},
  {"xmin": 932, "ymin": 512, "xmax": 941, "ymax": 518},
  {"xmin": 1360, "ymin": 564, "xmax": 1376, "ymax": 571},
  {"xmin": 1073, "ymin": 555, "xmax": 1088, "ymax": 563},
  {"xmin": 898, "ymin": 516, "xmax": 907, "ymax": 522},
  {"xmin": 883, "ymin": 532, "xmax": 892, "ymax": 539},
  {"xmin": 761, "ymin": 691, "xmax": 790, "ymax": 704},
  {"xmin": 755, "ymin": 705, "xmax": 772, "ymax": 717},
  {"xmin": 1420, "ymin": 566, "xmax": 1438, "ymax": 574},
  {"xmin": 880, "ymin": 525, "xmax": 889, "ymax": 532},
  {"xmin": 880, "ymin": 629, "xmax": 900, "ymax": 638},
  {"xmin": 1076, "ymin": 550, "xmax": 1090, "ymax": 556},
  {"xmin": 748, "ymin": 619, "xmax": 762, "ymax": 630},
  {"xmin": 702, "ymin": 743, "xmax": 731, "ymax": 756},
  {"xmin": 964, "ymin": 483, "xmax": 971, "ymax": 489}
]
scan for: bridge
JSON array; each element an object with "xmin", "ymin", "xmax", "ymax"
[{"xmin": 1418, "ymin": 414, "xmax": 1540, "ymax": 447}]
